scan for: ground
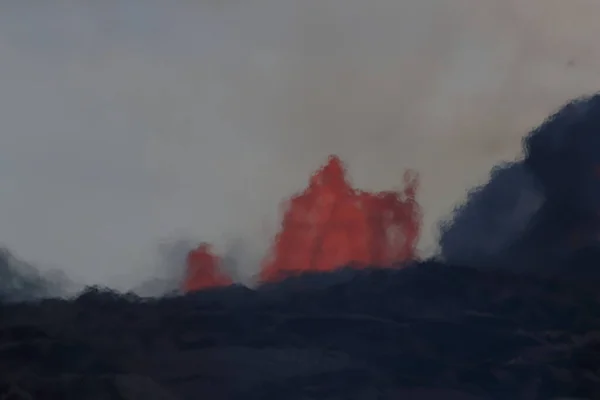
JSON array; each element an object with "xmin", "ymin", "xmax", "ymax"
[{"xmin": 1, "ymin": 261, "xmax": 600, "ymax": 399}]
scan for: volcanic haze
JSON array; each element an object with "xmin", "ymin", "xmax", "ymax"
[{"xmin": 1, "ymin": 0, "xmax": 600, "ymax": 290}]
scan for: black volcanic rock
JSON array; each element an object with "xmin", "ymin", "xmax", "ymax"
[{"xmin": 1, "ymin": 261, "xmax": 600, "ymax": 399}]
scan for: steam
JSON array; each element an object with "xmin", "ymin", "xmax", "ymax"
[{"xmin": 1, "ymin": 1, "xmax": 600, "ymax": 290}]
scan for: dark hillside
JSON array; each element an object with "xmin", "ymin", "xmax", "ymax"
[{"xmin": 2, "ymin": 261, "xmax": 600, "ymax": 399}]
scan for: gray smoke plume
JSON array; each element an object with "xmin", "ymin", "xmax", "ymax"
[
  {"xmin": 1, "ymin": 1, "xmax": 600, "ymax": 290},
  {"xmin": 0, "ymin": 248, "xmax": 73, "ymax": 302},
  {"xmin": 440, "ymin": 93, "xmax": 600, "ymax": 273}
]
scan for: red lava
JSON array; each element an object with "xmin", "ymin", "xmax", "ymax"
[
  {"xmin": 183, "ymin": 243, "xmax": 232, "ymax": 292},
  {"xmin": 183, "ymin": 155, "xmax": 421, "ymax": 292}
]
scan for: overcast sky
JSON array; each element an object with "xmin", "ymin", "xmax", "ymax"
[{"xmin": 1, "ymin": 0, "xmax": 600, "ymax": 289}]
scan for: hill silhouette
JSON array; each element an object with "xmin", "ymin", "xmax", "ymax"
[{"xmin": 2, "ymin": 261, "xmax": 600, "ymax": 399}]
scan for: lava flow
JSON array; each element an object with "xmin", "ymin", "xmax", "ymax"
[{"xmin": 183, "ymin": 155, "xmax": 421, "ymax": 292}]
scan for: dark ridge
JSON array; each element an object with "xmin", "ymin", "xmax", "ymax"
[{"xmin": 2, "ymin": 261, "xmax": 600, "ymax": 399}]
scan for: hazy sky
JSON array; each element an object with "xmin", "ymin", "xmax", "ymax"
[{"xmin": 2, "ymin": 0, "xmax": 600, "ymax": 289}]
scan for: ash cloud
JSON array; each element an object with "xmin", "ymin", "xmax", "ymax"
[
  {"xmin": 0, "ymin": 248, "xmax": 74, "ymax": 302},
  {"xmin": 440, "ymin": 93, "xmax": 600, "ymax": 274},
  {"xmin": 1, "ymin": 1, "xmax": 600, "ymax": 290}
]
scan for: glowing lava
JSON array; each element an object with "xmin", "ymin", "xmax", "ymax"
[
  {"xmin": 259, "ymin": 155, "xmax": 420, "ymax": 283},
  {"xmin": 183, "ymin": 243, "xmax": 232, "ymax": 292},
  {"xmin": 182, "ymin": 155, "xmax": 421, "ymax": 292}
]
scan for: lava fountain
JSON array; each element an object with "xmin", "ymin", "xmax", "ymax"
[{"xmin": 183, "ymin": 155, "xmax": 421, "ymax": 292}]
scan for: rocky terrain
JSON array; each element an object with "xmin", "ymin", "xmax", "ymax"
[{"xmin": 1, "ymin": 260, "xmax": 600, "ymax": 399}]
